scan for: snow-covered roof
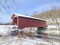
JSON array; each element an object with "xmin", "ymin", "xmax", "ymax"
[{"xmin": 14, "ymin": 13, "xmax": 46, "ymax": 21}]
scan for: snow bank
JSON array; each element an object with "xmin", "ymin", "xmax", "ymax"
[{"xmin": 0, "ymin": 36, "xmax": 60, "ymax": 45}]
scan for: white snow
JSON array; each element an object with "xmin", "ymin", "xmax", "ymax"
[
  {"xmin": 0, "ymin": 25, "xmax": 18, "ymax": 35},
  {"xmin": 0, "ymin": 36, "xmax": 60, "ymax": 45},
  {"xmin": 0, "ymin": 25, "xmax": 60, "ymax": 45}
]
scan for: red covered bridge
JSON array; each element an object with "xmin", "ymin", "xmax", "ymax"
[{"xmin": 11, "ymin": 14, "xmax": 46, "ymax": 29}]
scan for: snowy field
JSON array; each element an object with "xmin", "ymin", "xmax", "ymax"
[
  {"xmin": 0, "ymin": 36, "xmax": 60, "ymax": 45},
  {"xmin": 0, "ymin": 25, "xmax": 60, "ymax": 45}
]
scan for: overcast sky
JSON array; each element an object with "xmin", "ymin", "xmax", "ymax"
[{"xmin": 0, "ymin": 0, "xmax": 60, "ymax": 23}]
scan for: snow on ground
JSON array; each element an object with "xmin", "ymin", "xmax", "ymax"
[
  {"xmin": 0, "ymin": 25, "xmax": 60, "ymax": 45},
  {"xmin": 0, "ymin": 36, "xmax": 60, "ymax": 45}
]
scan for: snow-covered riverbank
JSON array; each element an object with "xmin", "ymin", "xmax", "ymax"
[{"xmin": 0, "ymin": 36, "xmax": 60, "ymax": 45}]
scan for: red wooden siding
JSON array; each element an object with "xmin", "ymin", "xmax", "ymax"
[{"xmin": 12, "ymin": 14, "xmax": 46, "ymax": 29}]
